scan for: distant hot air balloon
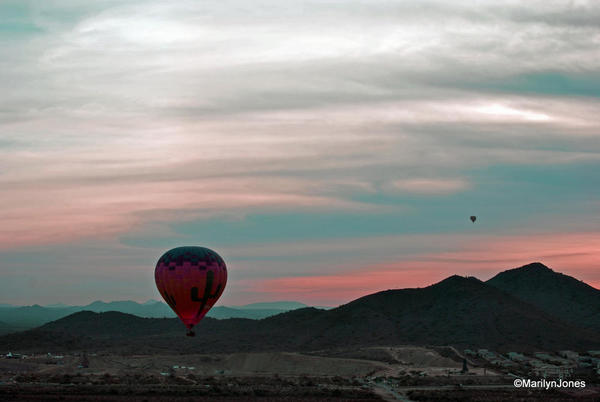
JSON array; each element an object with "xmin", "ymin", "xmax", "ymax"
[
  {"xmin": 155, "ymin": 246, "xmax": 227, "ymax": 336},
  {"xmin": 470, "ymin": 216, "xmax": 477, "ymax": 223}
]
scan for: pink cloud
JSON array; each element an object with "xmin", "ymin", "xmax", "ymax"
[
  {"xmin": 253, "ymin": 265, "xmax": 448, "ymax": 306},
  {"xmin": 250, "ymin": 231, "xmax": 600, "ymax": 305},
  {"xmin": 0, "ymin": 177, "xmax": 375, "ymax": 250}
]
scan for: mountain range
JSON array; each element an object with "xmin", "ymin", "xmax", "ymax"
[
  {"xmin": 0, "ymin": 300, "xmax": 313, "ymax": 334},
  {"xmin": 1, "ymin": 262, "xmax": 598, "ymax": 353}
]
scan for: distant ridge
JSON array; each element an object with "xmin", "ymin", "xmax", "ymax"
[
  {"xmin": 2, "ymin": 262, "xmax": 598, "ymax": 354},
  {"xmin": 0, "ymin": 300, "xmax": 313, "ymax": 333},
  {"xmin": 487, "ymin": 262, "xmax": 600, "ymax": 332},
  {"xmin": 234, "ymin": 301, "xmax": 308, "ymax": 310},
  {"xmin": 44, "ymin": 303, "xmax": 71, "ymax": 309}
]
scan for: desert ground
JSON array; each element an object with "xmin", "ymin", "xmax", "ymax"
[{"xmin": 2, "ymin": 346, "xmax": 597, "ymax": 401}]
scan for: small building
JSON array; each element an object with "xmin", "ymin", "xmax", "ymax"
[{"xmin": 490, "ymin": 358, "xmax": 516, "ymax": 368}]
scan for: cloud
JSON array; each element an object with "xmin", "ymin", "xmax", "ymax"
[
  {"xmin": 0, "ymin": 1, "xmax": 599, "ymax": 303},
  {"xmin": 0, "ymin": 175, "xmax": 380, "ymax": 249},
  {"xmin": 4, "ymin": 91, "xmax": 599, "ymax": 248}
]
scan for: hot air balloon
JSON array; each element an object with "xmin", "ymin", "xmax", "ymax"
[
  {"xmin": 155, "ymin": 246, "xmax": 227, "ymax": 336},
  {"xmin": 470, "ymin": 216, "xmax": 477, "ymax": 223}
]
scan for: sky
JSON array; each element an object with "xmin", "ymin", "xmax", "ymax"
[{"xmin": 1, "ymin": 0, "xmax": 599, "ymax": 307}]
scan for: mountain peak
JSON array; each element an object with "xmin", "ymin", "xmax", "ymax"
[
  {"xmin": 434, "ymin": 274, "xmax": 482, "ymax": 288},
  {"xmin": 518, "ymin": 262, "xmax": 552, "ymax": 272},
  {"xmin": 489, "ymin": 262, "xmax": 554, "ymax": 281},
  {"xmin": 487, "ymin": 261, "xmax": 600, "ymax": 332}
]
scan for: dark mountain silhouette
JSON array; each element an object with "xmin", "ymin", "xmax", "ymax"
[
  {"xmin": 2, "ymin": 267, "xmax": 598, "ymax": 354},
  {"xmin": 81, "ymin": 300, "xmax": 303, "ymax": 319},
  {"xmin": 487, "ymin": 262, "xmax": 600, "ymax": 332},
  {"xmin": 43, "ymin": 311, "xmax": 182, "ymax": 338},
  {"xmin": 0, "ymin": 300, "xmax": 311, "ymax": 332},
  {"xmin": 299, "ymin": 275, "xmax": 599, "ymax": 351}
]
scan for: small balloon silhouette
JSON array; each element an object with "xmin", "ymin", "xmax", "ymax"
[{"xmin": 470, "ymin": 216, "xmax": 477, "ymax": 223}]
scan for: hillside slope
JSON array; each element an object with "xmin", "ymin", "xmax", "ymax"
[{"xmin": 487, "ymin": 262, "xmax": 600, "ymax": 332}]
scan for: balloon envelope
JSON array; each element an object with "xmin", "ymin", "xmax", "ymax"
[
  {"xmin": 155, "ymin": 246, "xmax": 227, "ymax": 331},
  {"xmin": 470, "ymin": 216, "xmax": 477, "ymax": 223}
]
